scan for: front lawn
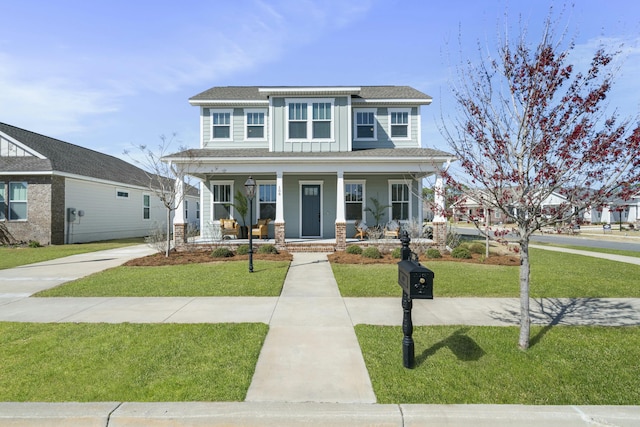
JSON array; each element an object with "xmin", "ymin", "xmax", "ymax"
[
  {"xmin": 0, "ymin": 322, "xmax": 268, "ymax": 402},
  {"xmin": 332, "ymin": 248, "xmax": 640, "ymax": 297},
  {"xmin": 356, "ymin": 324, "xmax": 640, "ymax": 404},
  {"xmin": 36, "ymin": 260, "xmax": 290, "ymax": 297}
]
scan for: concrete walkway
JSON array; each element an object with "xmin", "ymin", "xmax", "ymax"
[{"xmin": 1, "ymin": 245, "xmax": 640, "ymax": 425}]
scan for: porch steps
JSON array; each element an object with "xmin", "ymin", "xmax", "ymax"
[{"xmin": 283, "ymin": 242, "xmax": 336, "ymax": 253}]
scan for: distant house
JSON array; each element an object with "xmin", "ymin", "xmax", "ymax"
[
  {"xmin": 0, "ymin": 123, "xmax": 198, "ymax": 245},
  {"xmin": 164, "ymin": 85, "xmax": 454, "ymax": 250}
]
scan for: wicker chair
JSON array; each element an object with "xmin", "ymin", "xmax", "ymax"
[
  {"xmin": 354, "ymin": 220, "xmax": 368, "ymax": 240},
  {"xmin": 251, "ymin": 218, "xmax": 271, "ymax": 239},
  {"xmin": 220, "ymin": 218, "xmax": 239, "ymax": 239},
  {"xmin": 384, "ymin": 220, "xmax": 401, "ymax": 239}
]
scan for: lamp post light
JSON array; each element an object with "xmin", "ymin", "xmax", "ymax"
[{"xmin": 244, "ymin": 176, "xmax": 256, "ymax": 273}]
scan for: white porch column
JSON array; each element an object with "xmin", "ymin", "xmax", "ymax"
[
  {"xmin": 275, "ymin": 171, "xmax": 284, "ymax": 222},
  {"xmin": 432, "ymin": 174, "xmax": 446, "ymax": 222},
  {"xmin": 336, "ymin": 171, "xmax": 345, "ymax": 222},
  {"xmin": 601, "ymin": 205, "xmax": 611, "ymax": 224},
  {"xmin": 174, "ymin": 176, "xmax": 185, "ymax": 224}
]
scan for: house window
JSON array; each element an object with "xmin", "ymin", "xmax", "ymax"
[
  {"xmin": 245, "ymin": 110, "xmax": 266, "ymax": 139},
  {"xmin": 345, "ymin": 182, "xmax": 365, "ymax": 221},
  {"xmin": 9, "ymin": 182, "xmax": 27, "ymax": 221},
  {"xmin": 185, "ymin": 200, "xmax": 189, "ymax": 219},
  {"xmin": 258, "ymin": 183, "xmax": 276, "ymax": 220},
  {"xmin": 390, "ymin": 182, "xmax": 410, "ymax": 221},
  {"xmin": 211, "ymin": 110, "xmax": 232, "ymax": 140},
  {"xmin": 211, "ymin": 182, "xmax": 232, "ymax": 220},
  {"xmin": 389, "ymin": 109, "xmax": 410, "ymax": 139},
  {"xmin": 116, "ymin": 190, "xmax": 129, "ymax": 199},
  {"xmin": 0, "ymin": 183, "xmax": 5, "ymax": 220},
  {"xmin": 288, "ymin": 102, "xmax": 307, "ymax": 139},
  {"xmin": 355, "ymin": 109, "xmax": 376, "ymax": 140},
  {"xmin": 143, "ymin": 194, "xmax": 150, "ymax": 220},
  {"xmin": 312, "ymin": 102, "xmax": 331, "ymax": 139},
  {"xmin": 286, "ymin": 98, "xmax": 334, "ymax": 141},
  {"xmin": 196, "ymin": 201, "xmax": 200, "ymax": 220}
]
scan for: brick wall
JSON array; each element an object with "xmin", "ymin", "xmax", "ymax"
[{"xmin": 1, "ymin": 175, "xmax": 53, "ymax": 245}]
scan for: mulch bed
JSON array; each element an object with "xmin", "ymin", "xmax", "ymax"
[{"xmin": 124, "ymin": 249, "xmax": 519, "ymax": 267}]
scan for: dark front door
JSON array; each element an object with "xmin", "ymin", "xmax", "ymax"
[{"xmin": 301, "ymin": 184, "xmax": 321, "ymax": 237}]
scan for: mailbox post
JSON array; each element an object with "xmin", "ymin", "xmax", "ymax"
[{"xmin": 397, "ymin": 230, "xmax": 434, "ymax": 368}]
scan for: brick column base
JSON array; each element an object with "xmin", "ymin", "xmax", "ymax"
[
  {"xmin": 335, "ymin": 222, "xmax": 346, "ymax": 251},
  {"xmin": 174, "ymin": 223, "xmax": 188, "ymax": 249},
  {"xmin": 432, "ymin": 222, "xmax": 447, "ymax": 251},
  {"xmin": 274, "ymin": 221, "xmax": 286, "ymax": 251}
]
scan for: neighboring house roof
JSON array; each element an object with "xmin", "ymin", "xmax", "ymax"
[
  {"xmin": 0, "ymin": 123, "xmax": 198, "ymax": 196},
  {"xmin": 189, "ymin": 85, "xmax": 432, "ymax": 105}
]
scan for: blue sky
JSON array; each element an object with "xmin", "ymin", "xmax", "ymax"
[{"xmin": 1, "ymin": 0, "xmax": 639, "ymax": 159}]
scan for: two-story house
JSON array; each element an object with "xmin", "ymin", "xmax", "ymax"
[{"xmin": 166, "ymin": 86, "xmax": 453, "ymax": 250}]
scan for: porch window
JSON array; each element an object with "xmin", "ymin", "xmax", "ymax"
[
  {"xmin": 9, "ymin": 182, "xmax": 27, "ymax": 221},
  {"xmin": 143, "ymin": 194, "xmax": 150, "ymax": 220},
  {"xmin": 211, "ymin": 110, "xmax": 232, "ymax": 140},
  {"xmin": 390, "ymin": 182, "xmax": 410, "ymax": 221},
  {"xmin": 345, "ymin": 182, "xmax": 365, "ymax": 221},
  {"xmin": 245, "ymin": 109, "xmax": 266, "ymax": 139},
  {"xmin": 355, "ymin": 109, "xmax": 376, "ymax": 140},
  {"xmin": 212, "ymin": 183, "xmax": 232, "ymax": 220},
  {"xmin": 0, "ymin": 183, "xmax": 5, "ymax": 220},
  {"xmin": 258, "ymin": 183, "xmax": 276, "ymax": 220},
  {"xmin": 389, "ymin": 108, "xmax": 410, "ymax": 139}
]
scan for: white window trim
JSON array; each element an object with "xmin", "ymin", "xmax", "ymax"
[
  {"xmin": 388, "ymin": 108, "xmax": 411, "ymax": 140},
  {"xmin": 142, "ymin": 193, "xmax": 151, "ymax": 221},
  {"xmin": 257, "ymin": 180, "xmax": 277, "ymax": 221},
  {"xmin": 210, "ymin": 108, "xmax": 234, "ymax": 141},
  {"xmin": 116, "ymin": 189, "xmax": 130, "ymax": 199},
  {"xmin": 8, "ymin": 181, "xmax": 28, "ymax": 221},
  {"xmin": 285, "ymin": 98, "xmax": 335, "ymax": 142},
  {"xmin": 0, "ymin": 182, "xmax": 5, "ymax": 221},
  {"xmin": 345, "ymin": 180, "xmax": 366, "ymax": 222},
  {"xmin": 353, "ymin": 108, "xmax": 377, "ymax": 141},
  {"xmin": 388, "ymin": 180, "xmax": 412, "ymax": 222},
  {"xmin": 244, "ymin": 108, "xmax": 267, "ymax": 141},
  {"xmin": 210, "ymin": 180, "xmax": 234, "ymax": 222}
]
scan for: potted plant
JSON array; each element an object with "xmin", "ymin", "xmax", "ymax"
[
  {"xmin": 226, "ymin": 190, "xmax": 249, "ymax": 239},
  {"xmin": 364, "ymin": 196, "xmax": 390, "ymax": 228}
]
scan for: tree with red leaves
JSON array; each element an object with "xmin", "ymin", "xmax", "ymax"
[{"xmin": 441, "ymin": 13, "xmax": 640, "ymax": 349}]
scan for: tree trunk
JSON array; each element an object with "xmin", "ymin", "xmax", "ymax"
[
  {"xmin": 518, "ymin": 235, "xmax": 531, "ymax": 349},
  {"xmin": 165, "ymin": 208, "xmax": 171, "ymax": 257}
]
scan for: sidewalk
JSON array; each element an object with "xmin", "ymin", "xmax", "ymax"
[{"xmin": 1, "ymin": 246, "xmax": 639, "ymax": 425}]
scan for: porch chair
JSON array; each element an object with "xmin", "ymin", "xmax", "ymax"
[
  {"xmin": 251, "ymin": 218, "xmax": 271, "ymax": 240},
  {"xmin": 354, "ymin": 220, "xmax": 368, "ymax": 240},
  {"xmin": 220, "ymin": 218, "xmax": 239, "ymax": 239},
  {"xmin": 384, "ymin": 220, "xmax": 401, "ymax": 239}
]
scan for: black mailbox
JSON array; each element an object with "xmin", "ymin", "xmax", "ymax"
[{"xmin": 398, "ymin": 259, "xmax": 434, "ymax": 299}]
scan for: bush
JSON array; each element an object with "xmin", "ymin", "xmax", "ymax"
[
  {"xmin": 468, "ymin": 242, "xmax": 485, "ymax": 254},
  {"xmin": 236, "ymin": 244, "xmax": 250, "ymax": 255},
  {"xmin": 346, "ymin": 245, "xmax": 363, "ymax": 255},
  {"xmin": 451, "ymin": 247, "xmax": 472, "ymax": 259},
  {"xmin": 211, "ymin": 247, "xmax": 233, "ymax": 258},
  {"xmin": 28, "ymin": 240, "xmax": 42, "ymax": 248},
  {"xmin": 426, "ymin": 248, "xmax": 442, "ymax": 258},
  {"xmin": 257, "ymin": 244, "xmax": 278, "ymax": 254},
  {"xmin": 391, "ymin": 247, "xmax": 402, "ymax": 259},
  {"xmin": 362, "ymin": 246, "xmax": 382, "ymax": 259}
]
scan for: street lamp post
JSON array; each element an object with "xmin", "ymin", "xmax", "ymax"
[{"xmin": 244, "ymin": 176, "xmax": 256, "ymax": 273}]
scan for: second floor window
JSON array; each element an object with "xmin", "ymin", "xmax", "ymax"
[
  {"xmin": 389, "ymin": 109, "xmax": 410, "ymax": 138},
  {"xmin": 312, "ymin": 102, "xmax": 331, "ymax": 139},
  {"xmin": 288, "ymin": 103, "xmax": 307, "ymax": 139},
  {"xmin": 286, "ymin": 99, "xmax": 334, "ymax": 141},
  {"xmin": 355, "ymin": 110, "xmax": 376, "ymax": 140},
  {"xmin": 246, "ymin": 110, "xmax": 265, "ymax": 139},
  {"xmin": 211, "ymin": 110, "xmax": 232, "ymax": 140}
]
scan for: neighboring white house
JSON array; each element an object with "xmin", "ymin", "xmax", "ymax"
[
  {"xmin": 0, "ymin": 122, "xmax": 198, "ymax": 244},
  {"xmin": 164, "ymin": 85, "xmax": 454, "ymax": 250}
]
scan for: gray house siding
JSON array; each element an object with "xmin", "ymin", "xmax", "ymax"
[
  {"xmin": 202, "ymin": 107, "xmax": 270, "ymax": 150},
  {"xmin": 352, "ymin": 106, "xmax": 420, "ymax": 150}
]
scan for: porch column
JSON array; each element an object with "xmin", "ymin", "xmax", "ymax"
[
  {"xmin": 274, "ymin": 171, "xmax": 286, "ymax": 250},
  {"xmin": 432, "ymin": 173, "xmax": 447, "ymax": 250},
  {"xmin": 335, "ymin": 170, "xmax": 346, "ymax": 251},
  {"xmin": 173, "ymin": 174, "xmax": 187, "ymax": 248}
]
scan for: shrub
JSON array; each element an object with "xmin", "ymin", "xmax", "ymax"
[
  {"xmin": 426, "ymin": 248, "xmax": 442, "ymax": 258},
  {"xmin": 211, "ymin": 247, "xmax": 233, "ymax": 258},
  {"xmin": 346, "ymin": 245, "xmax": 363, "ymax": 255},
  {"xmin": 468, "ymin": 242, "xmax": 485, "ymax": 254},
  {"xmin": 257, "ymin": 244, "xmax": 278, "ymax": 254},
  {"xmin": 236, "ymin": 244, "xmax": 250, "ymax": 255},
  {"xmin": 28, "ymin": 240, "xmax": 42, "ymax": 248},
  {"xmin": 451, "ymin": 247, "xmax": 472, "ymax": 259},
  {"xmin": 362, "ymin": 246, "xmax": 382, "ymax": 259},
  {"xmin": 391, "ymin": 247, "xmax": 402, "ymax": 259}
]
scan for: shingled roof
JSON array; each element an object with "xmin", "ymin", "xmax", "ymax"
[
  {"xmin": 189, "ymin": 85, "xmax": 432, "ymax": 103},
  {"xmin": 0, "ymin": 122, "xmax": 154, "ymax": 188}
]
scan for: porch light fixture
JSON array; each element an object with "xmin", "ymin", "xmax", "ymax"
[{"xmin": 244, "ymin": 176, "xmax": 256, "ymax": 273}]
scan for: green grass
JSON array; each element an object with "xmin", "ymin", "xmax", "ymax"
[
  {"xmin": 356, "ymin": 325, "xmax": 640, "ymax": 404},
  {"xmin": 0, "ymin": 239, "xmax": 144, "ymax": 270},
  {"xmin": 532, "ymin": 242, "xmax": 640, "ymax": 258},
  {"xmin": 332, "ymin": 248, "xmax": 640, "ymax": 297},
  {"xmin": 36, "ymin": 260, "xmax": 290, "ymax": 297},
  {"xmin": 0, "ymin": 322, "xmax": 268, "ymax": 402}
]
